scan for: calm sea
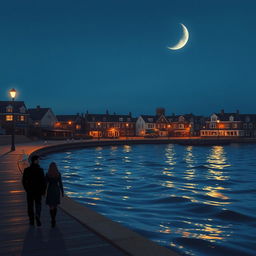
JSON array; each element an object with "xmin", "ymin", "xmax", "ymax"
[{"xmin": 42, "ymin": 143, "xmax": 256, "ymax": 256}]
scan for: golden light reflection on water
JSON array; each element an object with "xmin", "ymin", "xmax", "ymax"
[
  {"xmin": 174, "ymin": 221, "xmax": 226, "ymax": 242},
  {"xmin": 161, "ymin": 180, "xmax": 175, "ymax": 188},
  {"xmin": 206, "ymin": 146, "xmax": 231, "ymax": 182},
  {"xmin": 164, "ymin": 144, "xmax": 176, "ymax": 167}
]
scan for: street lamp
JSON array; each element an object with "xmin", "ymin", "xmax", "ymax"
[
  {"xmin": 9, "ymin": 88, "xmax": 16, "ymax": 151},
  {"xmin": 217, "ymin": 120, "xmax": 220, "ymax": 138},
  {"xmin": 167, "ymin": 124, "xmax": 171, "ymax": 140},
  {"xmin": 125, "ymin": 123, "xmax": 129, "ymax": 140},
  {"xmin": 97, "ymin": 122, "xmax": 101, "ymax": 140}
]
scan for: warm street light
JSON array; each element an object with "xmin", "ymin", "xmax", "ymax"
[
  {"xmin": 217, "ymin": 120, "xmax": 220, "ymax": 138},
  {"xmin": 9, "ymin": 88, "xmax": 16, "ymax": 151},
  {"xmin": 125, "ymin": 123, "xmax": 129, "ymax": 140},
  {"xmin": 10, "ymin": 88, "xmax": 17, "ymax": 99},
  {"xmin": 97, "ymin": 122, "xmax": 101, "ymax": 140}
]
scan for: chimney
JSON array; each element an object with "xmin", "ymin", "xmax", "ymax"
[
  {"xmin": 156, "ymin": 107, "xmax": 165, "ymax": 116},
  {"xmin": 106, "ymin": 110, "xmax": 109, "ymax": 115},
  {"xmin": 36, "ymin": 105, "xmax": 40, "ymax": 110},
  {"xmin": 236, "ymin": 109, "xmax": 240, "ymax": 115},
  {"xmin": 128, "ymin": 112, "xmax": 132, "ymax": 117},
  {"xmin": 221, "ymin": 109, "xmax": 224, "ymax": 115},
  {"xmin": 113, "ymin": 112, "xmax": 116, "ymax": 115}
]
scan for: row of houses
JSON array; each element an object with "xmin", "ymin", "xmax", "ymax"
[{"xmin": 1, "ymin": 100, "xmax": 256, "ymax": 139}]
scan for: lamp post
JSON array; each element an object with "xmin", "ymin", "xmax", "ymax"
[
  {"xmin": 167, "ymin": 124, "xmax": 171, "ymax": 140},
  {"xmin": 97, "ymin": 122, "xmax": 101, "ymax": 140},
  {"xmin": 217, "ymin": 120, "xmax": 220, "ymax": 138},
  {"xmin": 9, "ymin": 88, "xmax": 16, "ymax": 151},
  {"xmin": 125, "ymin": 123, "xmax": 129, "ymax": 140}
]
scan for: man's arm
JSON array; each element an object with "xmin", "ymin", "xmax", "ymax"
[{"xmin": 22, "ymin": 168, "xmax": 28, "ymax": 191}]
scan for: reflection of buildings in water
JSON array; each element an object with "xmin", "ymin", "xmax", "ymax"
[
  {"xmin": 174, "ymin": 220, "xmax": 227, "ymax": 242},
  {"xmin": 164, "ymin": 144, "xmax": 176, "ymax": 168},
  {"xmin": 123, "ymin": 145, "xmax": 132, "ymax": 163},
  {"xmin": 184, "ymin": 146, "xmax": 196, "ymax": 181},
  {"xmin": 184, "ymin": 146, "xmax": 195, "ymax": 167},
  {"xmin": 162, "ymin": 144, "xmax": 176, "ymax": 188},
  {"xmin": 203, "ymin": 146, "xmax": 231, "ymax": 206},
  {"xmin": 206, "ymin": 146, "xmax": 230, "ymax": 181}
]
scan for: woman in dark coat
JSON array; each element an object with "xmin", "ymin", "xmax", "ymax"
[{"xmin": 45, "ymin": 162, "xmax": 64, "ymax": 227}]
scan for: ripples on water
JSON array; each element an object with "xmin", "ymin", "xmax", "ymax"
[{"xmin": 42, "ymin": 144, "xmax": 256, "ymax": 256}]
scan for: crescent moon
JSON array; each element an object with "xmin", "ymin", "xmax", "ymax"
[{"xmin": 168, "ymin": 23, "xmax": 189, "ymax": 50}]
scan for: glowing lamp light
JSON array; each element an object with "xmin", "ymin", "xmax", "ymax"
[
  {"xmin": 126, "ymin": 123, "xmax": 129, "ymax": 127},
  {"xmin": 97, "ymin": 122, "xmax": 101, "ymax": 126},
  {"xmin": 68, "ymin": 121, "xmax": 72, "ymax": 125},
  {"xmin": 9, "ymin": 88, "xmax": 16, "ymax": 99}
]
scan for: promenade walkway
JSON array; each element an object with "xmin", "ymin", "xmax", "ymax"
[
  {"xmin": 0, "ymin": 142, "xmax": 126, "ymax": 256},
  {"xmin": 0, "ymin": 141, "xmax": 179, "ymax": 256}
]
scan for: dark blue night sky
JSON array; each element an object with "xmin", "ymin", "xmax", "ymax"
[{"xmin": 0, "ymin": 0, "xmax": 255, "ymax": 116}]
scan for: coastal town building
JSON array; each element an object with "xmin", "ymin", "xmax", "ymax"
[
  {"xmin": 200, "ymin": 110, "xmax": 244, "ymax": 137},
  {"xmin": 54, "ymin": 114, "xmax": 85, "ymax": 138},
  {"xmin": 136, "ymin": 108, "xmax": 168, "ymax": 137},
  {"xmin": 238, "ymin": 114, "xmax": 256, "ymax": 137},
  {"xmin": 0, "ymin": 101, "xmax": 29, "ymax": 135},
  {"xmin": 28, "ymin": 106, "xmax": 58, "ymax": 138},
  {"xmin": 136, "ymin": 115, "xmax": 158, "ymax": 136},
  {"xmin": 84, "ymin": 111, "xmax": 135, "ymax": 138},
  {"xmin": 166, "ymin": 115, "xmax": 192, "ymax": 137}
]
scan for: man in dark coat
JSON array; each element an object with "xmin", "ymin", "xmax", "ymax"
[{"xmin": 22, "ymin": 155, "xmax": 46, "ymax": 226}]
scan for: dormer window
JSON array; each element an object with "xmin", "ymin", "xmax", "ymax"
[
  {"xmin": 119, "ymin": 117, "xmax": 123, "ymax": 122},
  {"xmin": 6, "ymin": 105, "xmax": 12, "ymax": 113},
  {"xmin": 178, "ymin": 116, "xmax": 185, "ymax": 122},
  {"xmin": 19, "ymin": 106, "xmax": 26, "ymax": 113},
  {"xmin": 229, "ymin": 116, "xmax": 234, "ymax": 121},
  {"xmin": 211, "ymin": 114, "xmax": 218, "ymax": 122},
  {"xmin": 148, "ymin": 118, "xmax": 153, "ymax": 122},
  {"xmin": 103, "ymin": 117, "xmax": 106, "ymax": 121}
]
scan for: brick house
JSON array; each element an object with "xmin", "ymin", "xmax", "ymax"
[{"xmin": 85, "ymin": 112, "xmax": 135, "ymax": 138}]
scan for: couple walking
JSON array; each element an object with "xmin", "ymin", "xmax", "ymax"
[{"xmin": 22, "ymin": 155, "xmax": 64, "ymax": 227}]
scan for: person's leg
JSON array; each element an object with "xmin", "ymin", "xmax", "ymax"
[
  {"xmin": 26, "ymin": 193, "xmax": 34, "ymax": 225},
  {"xmin": 49, "ymin": 206, "xmax": 56, "ymax": 227},
  {"xmin": 35, "ymin": 195, "xmax": 42, "ymax": 226}
]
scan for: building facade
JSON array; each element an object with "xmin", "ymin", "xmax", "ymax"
[
  {"xmin": 200, "ymin": 111, "xmax": 244, "ymax": 137},
  {"xmin": 0, "ymin": 101, "xmax": 29, "ymax": 135},
  {"xmin": 85, "ymin": 112, "xmax": 135, "ymax": 138},
  {"xmin": 28, "ymin": 106, "xmax": 58, "ymax": 138}
]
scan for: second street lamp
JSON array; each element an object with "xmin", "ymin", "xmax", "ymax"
[
  {"xmin": 9, "ymin": 88, "xmax": 17, "ymax": 151},
  {"xmin": 97, "ymin": 122, "xmax": 101, "ymax": 140},
  {"xmin": 125, "ymin": 123, "xmax": 129, "ymax": 140}
]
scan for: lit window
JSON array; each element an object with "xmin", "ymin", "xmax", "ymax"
[
  {"xmin": 6, "ymin": 115, "xmax": 13, "ymax": 121},
  {"xmin": 6, "ymin": 106, "xmax": 12, "ymax": 113},
  {"xmin": 20, "ymin": 116, "xmax": 25, "ymax": 121}
]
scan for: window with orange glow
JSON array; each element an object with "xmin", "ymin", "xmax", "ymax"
[
  {"xmin": 6, "ymin": 106, "xmax": 12, "ymax": 113},
  {"xmin": 20, "ymin": 115, "xmax": 25, "ymax": 121},
  {"xmin": 6, "ymin": 115, "xmax": 13, "ymax": 121}
]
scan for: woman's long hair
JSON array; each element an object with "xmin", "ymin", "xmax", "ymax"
[{"xmin": 48, "ymin": 162, "xmax": 60, "ymax": 178}]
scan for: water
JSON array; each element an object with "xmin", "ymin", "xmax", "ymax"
[{"xmin": 42, "ymin": 144, "xmax": 256, "ymax": 256}]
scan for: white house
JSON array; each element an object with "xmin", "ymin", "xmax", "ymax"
[
  {"xmin": 28, "ymin": 106, "xmax": 57, "ymax": 128},
  {"xmin": 136, "ymin": 115, "xmax": 157, "ymax": 136}
]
